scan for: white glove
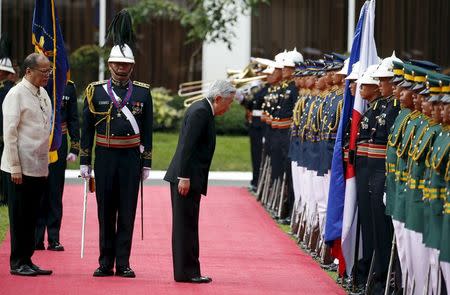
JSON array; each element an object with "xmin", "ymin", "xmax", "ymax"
[
  {"xmin": 142, "ymin": 168, "xmax": 151, "ymax": 180},
  {"xmin": 80, "ymin": 165, "xmax": 92, "ymax": 179},
  {"xmin": 383, "ymin": 192, "xmax": 387, "ymax": 206},
  {"xmin": 66, "ymin": 153, "xmax": 77, "ymax": 162}
]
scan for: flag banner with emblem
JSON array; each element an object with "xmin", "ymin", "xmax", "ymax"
[
  {"xmin": 32, "ymin": 0, "xmax": 69, "ymax": 162},
  {"xmin": 341, "ymin": 0, "xmax": 378, "ymax": 276},
  {"xmin": 324, "ymin": 1, "xmax": 367, "ymax": 276}
]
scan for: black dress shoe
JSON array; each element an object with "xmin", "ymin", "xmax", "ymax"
[
  {"xmin": 115, "ymin": 267, "xmax": 136, "ymax": 278},
  {"xmin": 47, "ymin": 242, "xmax": 64, "ymax": 251},
  {"xmin": 93, "ymin": 267, "xmax": 114, "ymax": 277},
  {"xmin": 176, "ymin": 276, "xmax": 212, "ymax": 283},
  {"xmin": 10, "ymin": 265, "xmax": 37, "ymax": 276},
  {"xmin": 30, "ymin": 264, "xmax": 52, "ymax": 275},
  {"xmin": 35, "ymin": 242, "xmax": 45, "ymax": 250}
]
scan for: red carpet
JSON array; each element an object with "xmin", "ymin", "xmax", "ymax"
[{"xmin": 0, "ymin": 185, "xmax": 344, "ymax": 295}]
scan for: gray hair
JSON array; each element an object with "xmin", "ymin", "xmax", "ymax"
[{"xmin": 205, "ymin": 80, "xmax": 236, "ymax": 102}]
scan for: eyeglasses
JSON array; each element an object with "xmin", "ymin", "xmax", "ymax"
[{"xmin": 31, "ymin": 68, "xmax": 53, "ymax": 76}]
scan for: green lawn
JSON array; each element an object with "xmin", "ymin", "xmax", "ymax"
[
  {"xmin": 68, "ymin": 132, "xmax": 252, "ymax": 171},
  {"xmin": 0, "ymin": 205, "xmax": 8, "ymax": 243}
]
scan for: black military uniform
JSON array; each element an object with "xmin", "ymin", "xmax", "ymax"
[
  {"xmin": 244, "ymin": 84, "xmax": 267, "ymax": 190},
  {"xmin": 35, "ymin": 81, "xmax": 80, "ymax": 250},
  {"xmin": 81, "ymin": 78, "xmax": 153, "ymax": 272},
  {"xmin": 354, "ymin": 97, "xmax": 384, "ymax": 287},
  {"xmin": 367, "ymin": 95, "xmax": 400, "ymax": 289},
  {"xmin": 0, "ymin": 79, "xmax": 15, "ymax": 205}
]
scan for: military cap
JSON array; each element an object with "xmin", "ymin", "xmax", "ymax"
[
  {"xmin": 409, "ymin": 65, "xmax": 428, "ymax": 92},
  {"xmin": 426, "ymin": 72, "xmax": 443, "ymax": 102},
  {"xmin": 409, "ymin": 59, "xmax": 441, "ymax": 72},
  {"xmin": 391, "ymin": 61, "xmax": 404, "ymax": 84},
  {"xmin": 332, "ymin": 53, "xmax": 348, "ymax": 63},
  {"xmin": 397, "ymin": 63, "xmax": 415, "ymax": 88}
]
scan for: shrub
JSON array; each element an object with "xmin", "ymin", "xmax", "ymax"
[
  {"xmin": 214, "ymin": 102, "xmax": 247, "ymax": 135},
  {"xmin": 151, "ymin": 87, "xmax": 184, "ymax": 131}
]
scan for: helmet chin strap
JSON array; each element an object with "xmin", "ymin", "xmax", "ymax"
[{"xmin": 110, "ymin": 67, "xmax": 132, "ymax": 86}]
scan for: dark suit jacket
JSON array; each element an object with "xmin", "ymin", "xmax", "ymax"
[{"xmin": 164, "ymin": 99, "xmax": 216, "ymax": 195}]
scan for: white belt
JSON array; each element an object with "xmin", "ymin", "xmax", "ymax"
[{"xmin": 252, "ymin": 110, "xmax": 263, "ymax": 117}]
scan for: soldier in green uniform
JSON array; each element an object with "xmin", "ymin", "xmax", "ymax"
[
  {"xmin": 438, "ymin": 91, "xmax": 450, "ymax": 292},
  {"xmin": 0, "ymin": 34, "xmax": 16, "ymax": 206},
  {"xmin": 80, "ymin": 10, "xmax": 153, "ymax": 278},
  {"xmin": 401, "ymin": 64, "xmax": 437, "ymax": 294},
  {"xmin": 385, "ymin": 60, "xmax": 410, "ymax": 292},
  {"xmin": 422, "ymin": 73, "xmax": 448, "ymax": 295}
]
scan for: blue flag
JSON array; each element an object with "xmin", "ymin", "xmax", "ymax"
[
  {"xmin": 32, "ymin": 0, "xmax": 69, "ymax": 161},
  {"xmin": 324, "ymin": 3, "xmax": 367, "ymax": 244}
]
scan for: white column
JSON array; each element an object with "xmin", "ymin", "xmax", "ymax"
[
  {"xmin": 347, "ymin": 0, "xmax": 356, "ymax": 52},
  {"xmin": 202, "ymin": 5, "xmax": 251, "ymax": 82},
  {"xmin": 98, "ymin": 0, "xmax": 106, "ymax": 81}
]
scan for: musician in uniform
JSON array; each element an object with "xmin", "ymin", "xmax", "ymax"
[{"xmin": 80, "ymin": 10, "xmax": 153, "ymax": 278}]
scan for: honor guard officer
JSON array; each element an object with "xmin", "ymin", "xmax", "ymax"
[
  {"xmin": 0, "ymin": 34, "xmax": 16, "ymax": 206},
  {"xmin": 35, "ymin": 80, "xmax": 80, "ymax": 251},
  {"xmin": 353, "ymin": 64, "xmax": 382, "ymax": 292},
  {"xmin": 367, "ymin": 53, "xmax": 402, "ymax": 293},
  {"xmin": 244, "ymin": 79, "xmax": 268, "ymax": 192},
  {"xmin": 80, "ymin": 10, "xmax": 153, "ymax": 278}
]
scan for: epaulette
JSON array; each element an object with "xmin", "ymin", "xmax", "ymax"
[
  {"xmin": 90, "ymin": 80, "xmax": 108, "ymax": 86},
  {"xmin": 133, "ymin": 81, "xmax": 150, "ymax": 89},
  {"xmin": 67, "ymin": 80, "xmax": 75, "ymax": 85}
]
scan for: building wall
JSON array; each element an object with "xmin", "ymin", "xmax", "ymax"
[
  {"xmin": 252, "ymin": 0, "xmax": 450, "ymax": 71},
  {"xmin": 2, "ymin": 0, "xmax": 202, "ymax": 92},
  {"xmin": 202, "ymin": 7, "xmax": 251, "ymax": 81}
]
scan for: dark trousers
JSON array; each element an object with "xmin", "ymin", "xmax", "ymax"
[
  {"xmin": 6, "ymin": 173, "xmax": 47, "ymax": 269},
  {"xmin": 94, "ymin": 147, "xmax": 140, "ymax": 269},
  {"xmin": 355, "ymin": 156, "xmax": 374, "ymax": 285},
  {"xmin": 36, "ymin": 135, "xmax": 68, "ymax": 245},
  {"xmin": 249, "ymin": 122, "xmax": 263, "ymax": 187},
  {"xmin": 0, "ymin": 143, "xmax": 8, "ymax": 205},
  {"xmin": 170, "ymin": 183, "xmax": 202, "ymax": 281},
  {"xmin": 368, "ymin": 158, "xmax": 393, "ymax": 284}
]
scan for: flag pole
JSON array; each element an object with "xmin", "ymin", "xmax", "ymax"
[
  {"xmin": 347, "ymin": 0, "xmax": 355, "ymax": 53},
  {"xmin": 98, "ymin": 0, "xmax": 106, "ymax": 81}
]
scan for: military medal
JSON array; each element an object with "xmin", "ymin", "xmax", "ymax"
[{"xmin": 107, "ymin": 79, "xmax": 133, "ymax": 115}]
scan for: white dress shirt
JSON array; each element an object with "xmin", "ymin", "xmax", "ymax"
[{"xmin": 1, "ymin": 78, "xmax": 52, "ymax": 177}]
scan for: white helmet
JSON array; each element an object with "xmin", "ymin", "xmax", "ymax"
[
  {"xmin": 273, "ymin": 50, "xmax": 287, "ymax": 69},
  {"xmin": 345, "ymin": 61, "xmax": 361, "ymax": 80},
  {"xmin": 336, "ymin": 58, "xmax": 350, "ymax": 76},
  {"xmin": 0, "ymin": 57, "xmax": 15, "ymax": 74},
  {"xmin": 283, "ymin": 48, "xmax": 304, "ymax": 67},
  {"xmin": 372, "ymin": 51, "xmax": 402, "ymax": 78},
  {"xmin": 108, "ymin": 44, "xmax": 135, "ymax": 64},
  {"xmin": 262, "ymin": 66, "xmax": 275, "ymax": 74},
  {"xmin": 358, "ymin": 64, "xmax": 380, "ymax": 85}
]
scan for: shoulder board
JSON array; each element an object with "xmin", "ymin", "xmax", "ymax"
[
  {"xmin": 67, "ymin": 80, "xmax": 75, "ymax": 85},
  {"xmin": 133, "ymin": 81, "xmax": 150, "ymax": 89},
  {"xmin": 90, "ymin": 80, "xmax": 108, "ymax": 86}
]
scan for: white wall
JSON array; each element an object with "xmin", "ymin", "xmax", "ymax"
[{"xmin": 202, "ymin": 9, "xmax": 251, "ymax": 81}]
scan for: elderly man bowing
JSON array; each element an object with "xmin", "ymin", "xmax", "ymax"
[{"xmin": 164, "ymin": 80, "xmax": 235, "ymax": 283}]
